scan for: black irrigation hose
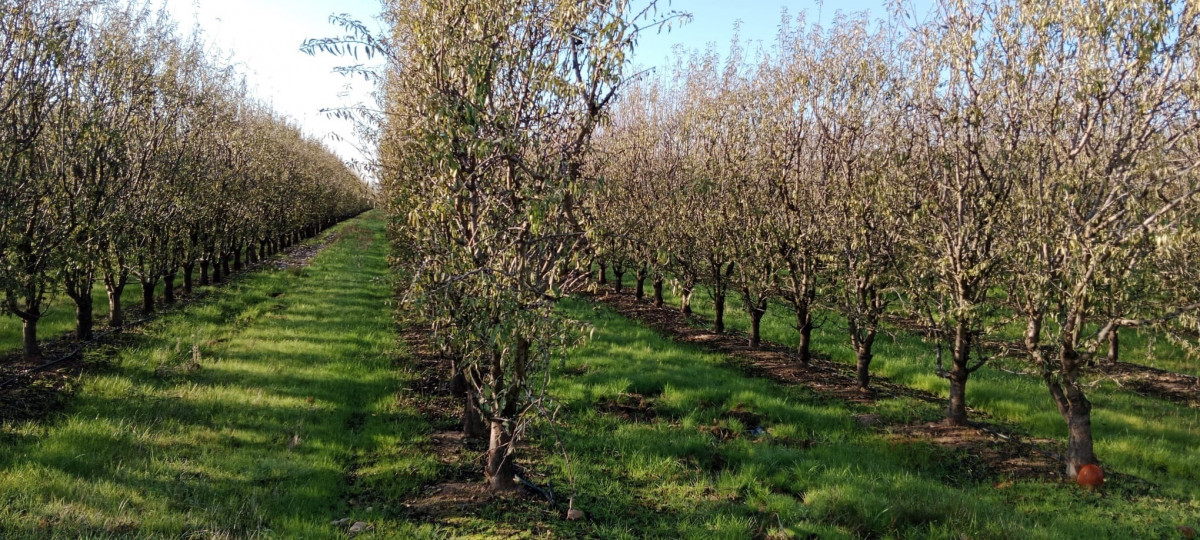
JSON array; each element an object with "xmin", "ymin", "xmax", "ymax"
[{"xmin": 516, "ymin": 474, "xmax": 556, "ymax": 507}]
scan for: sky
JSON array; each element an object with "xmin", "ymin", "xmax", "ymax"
[{"xmin": 157, "ymin": 0, "xmax": 934, "ymax": 173}]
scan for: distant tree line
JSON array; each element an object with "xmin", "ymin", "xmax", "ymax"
[{"xmin": 0, "ymin": 0, "xmax": 374, "ymax": 361}]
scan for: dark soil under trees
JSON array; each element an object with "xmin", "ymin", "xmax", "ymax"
[{"xmin": 394, "ymin": 324, "xmax": 549, "ymax": 522}]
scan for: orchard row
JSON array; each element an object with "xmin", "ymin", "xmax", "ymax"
[{"xmin": 0, "ymin": 0, "xmax": 374, "ymax": 360}]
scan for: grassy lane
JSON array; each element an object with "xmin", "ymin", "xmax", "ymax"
[
  {"xmin": 601, "ymin": 275, "xmax": 1200, "ymax": 507},
  {"xmin": 0, "ymin": 212, "xmax": 437, "ymax": 538}
]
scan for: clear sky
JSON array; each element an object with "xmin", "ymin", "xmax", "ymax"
[
  {"xmin": 160, "ymin": 0, "xmax": 386, "ymax": 169},
  {"xmin": 156, "ymin": 0, "xmax": 933, "ymax": 171}
]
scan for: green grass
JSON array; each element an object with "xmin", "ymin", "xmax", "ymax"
[
  {"xmin": 598, "ymin": 274, "xmax": 1200, "ymax": 500},
  {"xmin": 0, "ymin": 278, "xmax": 165, "ymax": 354},
  {"xmin": 0, "ymin": 212, "xmax": 442, "ymax": 538},
  {"xmin": 404, "ymin": 297, "xmax": 1200, "ymax": 537}
]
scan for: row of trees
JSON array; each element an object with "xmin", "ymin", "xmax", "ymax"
[
  {"xmin": 0, "ymin": 0, "xmax": 373, "ymax": 361},
  {"xmin": 589, "ymin": 1, "xmax": 1200, "ymax": 477},
  {"xmin": 376, "ymin": 0, "xmax": 680, "ymax": 493}
]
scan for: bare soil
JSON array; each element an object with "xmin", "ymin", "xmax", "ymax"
[
  {"xmin": 1093, "ymin": 361, "xmax": 1200, "ymax": 408},
  {"xmin": 396, "ymin": 324, "xmax": 546, "ymax": 519}
]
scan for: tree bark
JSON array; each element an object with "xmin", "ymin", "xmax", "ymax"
[
  {"xmin": 182, "ymin": 262, "xmax": 195, "ymax": 295},
  {"xmin": 795, "ymin": 305, "xmax": 813, "ymax": 366},
  {"xmin": 945, "ymin": 323, "xmax": 971, "ymax": 426},
  {"xmin": 141, "ymin": 276, "xmax": 157, "ymax": 315},
  {"xmin": 653, "ymin": 277, "xmax": 664, "ymax": 307},
  {"xmin": 713, "ymin": 292, "xmax": 726, "ymax": 333},
  {"xmin": 64, "ymin": 275, "xmax": 95, "ymax": 341},
  {"xmin": 612, "ymin": 267, "xmax": 624, "ymax": 293},
  {"xmin": 598, "ymin": 262, "xmax": 607, "ymax": 284},
  {"xmin": 104, "ymin": 272, "xmax": 127, "ymax": 328},
  {"xmin": 22, "ymin": 315, "xmax": 41, "ymax": 361},
  {"xmin": 73, "ymin": 293, "xmax": 94, "ymax": 341},
  {"xmin": 233, "ymin": 245, "xmax": 243, "ymax": 271},
  {"xmin": 856, "ymin": 350, "xmax": 872, "ymax": 391},
  {"xmin": 199, "ymin": 258, "xmax": 210, "ymax": 285},
  {"xmin": 220, "ymin": 253, "xmax": 231, "ymax": 278},
  {"xmin": 635, "ymin": 275, "xmax": 646, "ymax": 300},
  {"xmin": 212, "ymin": 257, "xmax": 224, "ymax": 283},
  {"xmin": 1107, "ymin": 329, "xmax": 1119, "ymax": 364},
  {"xmin": 485, "ymin": 419, "xmax": 519, "ymax": 491},
  {"xmin": 749, "ymin": 308, "xmax": 763, "ymax": 347},
  {"xmin": 681, "ymin": 287, "xmax": 693, "ymax": 315},
  {"xmin": 163, "ymin": 272, "xmax": 176, "ymax": 305}
]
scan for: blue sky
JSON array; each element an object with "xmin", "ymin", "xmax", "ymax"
[{"xmin": 630, "ymin": 0, "xmax": 935, "ymax": 70}]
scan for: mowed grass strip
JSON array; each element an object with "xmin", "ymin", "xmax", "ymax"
[{"xmin": 0, "ymin": 212, "xmax": 440, "ymax": 538}]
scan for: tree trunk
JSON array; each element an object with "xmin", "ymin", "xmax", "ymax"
[
  {"xmin": 163, "ymin": 272, "xmax": 176, "ymax": 305},
  {"xmin": 612, "ymin": 266, "xmax": 624, "ymax": 293},
  {"xmin": 598, "ymin": 262, "xmax": 607, "ymax": 285},
  {"xmin": 681, "ymin": 287, "xmax": 693, "ymax": 315},
  {"xmin": 73, "ymin": 293, "xmax": 94, "ymax": 341},
  {"xmin": 233, "ymin": 245, "xmax": 243, "ymax": 271},
  {"xmin": 199, "ymin": 259, "xmax": 210, "ymax": 285},
  {"xmin": 795, "ymin": 305, "xmax": 813, "ymax": 366},
  {"xmin": 221, "ymin": 254, "xmax": 231, "ymax": 278},
  {"xmin": 22, "ymin": 315, "xmax": 41, "ymax": 362},
  {"xmin": 182, "ymin": 262, "xmax": 194, "ymax": 295},
  {"xmin": 635, "ymin": 274, "xmax": 646, "ymax": 300},
  {"xmin": 653, "ymin": 278, "xmax": 664, "ymax": 307},
  {"xmin": 485, "ymin": 419, "xmax": 519, "ymax": 491},
  {"xmin": 141, "ymin": 276, "xmax": 157, "ymax": 315},
  {"xmin": 749, "ymin": 308, "xmax": 763, "ymax": 347},
  {"xmin": 1107, "ymin": 329, "xmax": 1119, "ymax": 364},
  {"xmin": 64, "ymin": 275, "xmax": 95, "ymax": 341},
  {"xmin": 105, "ymin": 273, "xmax": 127, "ymax": 328},
  {"xmin": 856, "ymin": 350, "xmax": 872, "ymax": 391},
  {"xmin": 1048, "ymin": 377, "xmax": 1098, "ymax": 478},
  {"xmin": 713, "ymin": 292, "xmax": 726, "ymax": 333},
  {"xmin": 212, "ymin": 257, "xmax": 224, "ymax": 283},
  {"xmin": 945, "ymin": 323, "xmax": 971, "ymax": 426}
]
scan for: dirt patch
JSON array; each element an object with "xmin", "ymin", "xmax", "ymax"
[
  {"xmin": 888, "ymin": 421, "xmax": 1063, "ymax": 482},
  {"xmin": 273, "ymin": 231, "xmax": 340, "ymax": 270},
  {"xmin": 1093, "ymin": 361, "xmax": 1200, "ymax": 407},
  {"xmin": 594, "ymin": 392, "xmax": 657, "ymax": 422},
  {"xmin": 402, "ymin": 482, "xmax": 496, "ymax": 518}
]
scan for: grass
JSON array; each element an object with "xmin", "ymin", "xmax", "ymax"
[{"xmin": 0, "ymin": 211, "xmax": 443, "ymax": 538}]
